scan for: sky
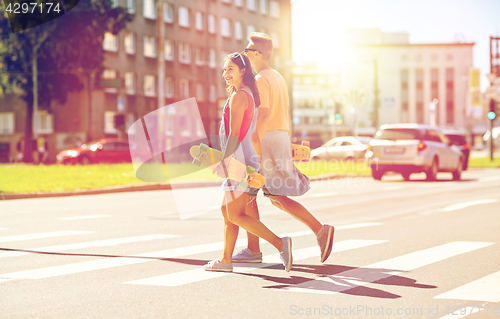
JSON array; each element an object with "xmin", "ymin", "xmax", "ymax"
[{"xmin": 291, "ymin": 0, "xmax": 500, "ymax": 91}]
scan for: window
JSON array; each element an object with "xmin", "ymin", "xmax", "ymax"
[
  {"xmin": 0, "ymin": 112, "xmax": 14, "ymax": 134},
  {"xmin": 165, "ymin": 77, "xmax": 174, "ymax": 98},
  {"xmin": 209, "ymin": 49, "xmax": 216, "ymax": 68},
  {"xmin": 400, "ymin": 69, "xmax": 409, "ymax": 122},
  {"xmin": 111, "ymin": 0, "xmax": 118, "ymax": 8},
  {"xmin": 195, "ymin": 12, "xmax": 203, "ymax": 31},
  {"xmin": 234, "ymin": 21, "xmax": 243, "ymax": 40},
  {"xmin": 143, "ymin": 0, "xmax": 156, "ymax": 19},
  {"xmin": 446, "ymin": 68, "xmax": 454, "ymax": 124},
  {"xmin": 105, "ymin": 111, "xmax": 117, "ymax": 134},
  {"xmin": 221, "ymin": 0, "xmax": 231, "ymax": 3},
  {"xmin": 247, "ymin": 25, "xmax": 255, "ymax": 40},
  {"xmin": 179, "ymin": 43, "xmax": 191, "ymax": 64},
  {"xmin": 196, "ymin": 119, "xmax": 204, "ymax": 137},
  {"xmin": 416, "ymin": 69, "xmax": 423, "ymax": 123},
  {"xmin": 103, "ymin": 32, "xmax": 118, "ymax": 52},
  {"xmin": 164, "ymin": 2, "xmax": 173, "ymax": 23},
  {"xmin": 431, "ymin": 68, "xmax": 439, "ymax": 124},
  {"xmin": 124, "ymin": 32, "xmax": 135, "ymax": 54},
  {"xmin": 195, "ymin": 47, "xmax": 204, "ymax": 66},
  {"xmin": 36, "ymin": 111, "xmax": 53, "ymax": 134},
  {"xmin": 234, "ymin": 0, "xmax": 243, "ymax": 7},
  {"xmin": 144, "ymin": 75, "xmax": 156, "ymax": 97},
  {"xmin": 270, "ymin": 1, "xmax": 280, "ymax": 18},
  {"xmin": 127, "ymin": 113, "xmax": 136, "ymax": 134},
  {"xmin": 143, "ymin": 36, "xmax": 157, "ymax": 58},
  {"xmin": 221, "ymin": 18, "xmax": 231, "ymax": 38},
  {"xmin": 260, "ymin": 0, "xmax": 268, "ymax": 14},
  {"xmin": 180, "ymin": 79, "xmax": 189, "ymax": 100},
  {"xmin": 164, "ymin": 39, "xmax": 174, "ymax": 61},
  {"xmin": 124, "ymin": 72, "xmax": 135, "ymax": 94},
  {"xmin": 179, "ymin": 116, "xmax": 191, "ymax": 136},
  {"xmin": 196, "ymin": 83, "xmax": 205, "ymax": 101},
  {"xmin": 165, "ymin": 117, "xmax": 175, "ymax": 136},
  {"xmin": 340, "ymin": 141, "xmax": 352, "ymax": 146},
  {"xmin": 208, "ymin": 14, "xmax": 216, "ymax": 34},
  {"xmin": 270, "ymin": 31, "xmax": 279, "ymax": 48},
  {"xmin": 127, "ymin": 0, "xmax": 135, "ymax": 13},
  {"xmin": 178, "ymin": 6, "xmax": 190, "ymax": 28},
  {"xmin": 102, "ymin": 69, "xmax": 117, "ymax": 79},
  {"xmin": 209, "ymin": 85, "xmax": 216, "ymax": 102},
  {"xmin": 247, "ymin": 0, "xmax": 256, "ymax": 11}
]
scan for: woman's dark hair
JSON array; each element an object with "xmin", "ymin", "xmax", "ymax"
[{"xmin": 224, "ymin": 53, "xmax": 260, "ymax": 108}]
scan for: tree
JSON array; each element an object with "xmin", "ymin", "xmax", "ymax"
[{"xmin": 0, "ymin": 0, "xmax": 132, "ymax": 162}]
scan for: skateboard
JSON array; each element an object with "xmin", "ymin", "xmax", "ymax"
[
  {"xmin": 291, "ymin": 141, "xmax": 311, "ymax": 161},
  {"xmin": 190, "ymin": 143, "xmax": 266, "ymax": 189}
]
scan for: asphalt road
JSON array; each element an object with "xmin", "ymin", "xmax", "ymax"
[{"xmin": 1, "ymin": 169, "xmax": 499, "ymax": 319}]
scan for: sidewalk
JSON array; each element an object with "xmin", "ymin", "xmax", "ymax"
[
  {"xmin": 470, "ymin": 149, "xmax": 500, "ymax": 159},
  {"xmin": 0, "ymin": 173, "xmax": 364, "ymax": 201}
]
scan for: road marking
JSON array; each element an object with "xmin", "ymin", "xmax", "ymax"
[
  {"xmin": 58, "ymin": 215, "xmax": 111, "ymax": 221},
  {"xmin": 0, "ymin": 234, "xmax": 179, "ymax": 258},
  {"xmin": 124, "ymin": 239, "xmax": 388, "ymax": 287},
  {"xmin": 0, "ymin": 231, "xmax": 94, "ymax": 243},
  {"xmin": 0, "ymin": 223, "xmax": 382, "ymax": 281},
  {"xmin": 434, "ymin": 270, "xmax": 500, "ymax": 303},
  {"xmin": 441, "ymin": 199, "xmax": 499, "ymax": 212},
  {"xmin": 479, "ymin": 175, "xmax": 500, "ymax": 182},
  {"xmin": 382, "ymin": 186, "xmax": 406, "ymax": 191},
  {"xmin": 310, "ymin": 192, "xmax": 338, "ymax": 198},
  {"xmin": 278, "ymin": 241, "xmax": 493, "ymax": 295},
  {"xmin": 436, "ymin": 307, "xmax": 482, "ymax": 319}
]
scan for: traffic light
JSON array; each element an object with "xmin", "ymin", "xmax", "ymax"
[
  {"xmin": 114, "ymin": 114, "xmax": 125, "ymax": 130},
  {"xmin": 488, "ymin": 99, "xmax": 497, "ymax": 120},
  {"xmin": 334, "ymin": 102, "xmax": 342, "ymax": 120}
]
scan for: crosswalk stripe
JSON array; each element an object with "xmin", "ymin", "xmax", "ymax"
[
  {"xmin": 436, "ymin": 307, "xmax": 482, "ymax": 319},
  {"xmin": 58, "ymin": 215, "xmax": 111, "ymax": 221},
  {"xmin": 124, "ymin": 240, "xmax": 387, "ymax": 287},
  {"xmin": 0, "ymin": 234, "xmax": 179, "ymax": 258},
  {"xmin": 0, "ymin": 223, "xmax": 382, "ymax": 281},
  {"xmin": 278, "ymin": 241, "xmax": 493, "ymax": 295},
  {"xmin": 0, "ymin": 231, "xmax": 94, "ymax": 243},
  {"xmin": 434, "ymin": 270, "xmax": 500, "ymax": 303},
  {"xmin": 441, "ymin": 199, "xmax": 499, "ymax": 212}
]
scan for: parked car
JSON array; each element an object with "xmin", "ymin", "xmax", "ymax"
[
  {"xmin": 442, "ymin": 130, "xmax": 470, "ymax": 170},
  {"xmin": 365, "ymin": 124, "xmax": 464, "ymax": 181},
  {"xmin": 311, "ymin": 136, "xmax": 372, "ymax": 161},
  {"xmin": 56, "ymin": 138, "xmax": 133, "ymax": 165}
]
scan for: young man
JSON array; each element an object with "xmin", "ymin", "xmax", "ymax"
[{"xmin": 234, "ymin": 32, "xmax": 335, "ymax": 264}]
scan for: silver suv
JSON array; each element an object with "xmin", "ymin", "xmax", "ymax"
[{"xmin": 365, "ymin": 124, "xmax": 464, "ymax": 181}]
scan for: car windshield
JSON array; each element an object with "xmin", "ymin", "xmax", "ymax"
[
  {"xmin": 446, "ymin": 134, "xmax": 467, "ymax": 145},
  {"xmin": 374, "ymin": 128, "xmax": 421, "ymax": 140}
]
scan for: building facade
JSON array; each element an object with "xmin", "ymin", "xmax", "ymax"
[{"xmin": 0, "ymin": 0, "xmax": 292, "ymax": 162}]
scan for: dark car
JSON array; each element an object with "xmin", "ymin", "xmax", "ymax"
[
  {"xmin": 443, "ymin": 130, "xmax": 470, "ymax": 170},
  {"xmin": 56, "ymin": 138, "xmax": 133, "ymax": 165}
]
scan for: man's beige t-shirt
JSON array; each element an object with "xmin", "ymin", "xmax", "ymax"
[{"xmin": 256, "ymin": 68, "xmax": 290, "ymax": 132}]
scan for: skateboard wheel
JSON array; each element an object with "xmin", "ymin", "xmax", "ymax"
[
  {"xmin": 199, "ymin": 143, "xmax": 209, "ymax": 152},
  {"xmin": 192, "ymin": 158, "xmax": 202, "ymax": 166}
]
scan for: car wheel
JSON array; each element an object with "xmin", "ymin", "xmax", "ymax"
[
  {"xmin": 79, "ymin": 156, "xmax": 91, "ymax": 165},
  {"xmin": 462, "ymin": 157, "xmax": 468, "ymax": 171},
  {"xmin": 426, "ymin": 158, "xmax": 438, "ymax": 181},
  {"xmin": 452, "ymin": 158, "xmax": 463, "ymax": 181},
  {"xmin": 402, "ymin": 172, "xmax": 411, "ymax": 181},
  {"xmin": 372, "ymin": 170, "xmax": 384, "ymax": 180}
]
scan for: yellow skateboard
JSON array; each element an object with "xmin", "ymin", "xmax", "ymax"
[
  {"xmin": 291, "ymin": 141, "xmax": 311, "ymax": 161},
  {"xmin": 190, "ymin": 143, "xmax": 266, "ymax": 189}
]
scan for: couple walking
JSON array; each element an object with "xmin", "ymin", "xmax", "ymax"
[{"xmin": 203, "ymin": 33, "xmax": 335, "ymax": 273}]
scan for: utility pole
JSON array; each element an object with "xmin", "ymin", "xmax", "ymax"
[
  {"xmin": 157, "ymin": 0, "xmax": 165, "ymax": 154},
  {"xmin": 488, "ymin": 36, "xmax": 500, "ymax": 161},
  {"xmin": 373, "ymin": 59, "xmax": 379, "ymax": 130}
]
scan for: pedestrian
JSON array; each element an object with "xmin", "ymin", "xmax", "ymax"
[
  {"xmin": 37, "ymin": 135, "xmax": 48, "ymax": 164},
  {"xmin": 231, "ymin": 33, "xmax": 335, "ymax": 264},
  {"xmin": 203, "ymin": 52, "xmax": 292, "ymax": 272},
  {"xmin": 15, "ymin": 136, "xmax": 24, "ymax": 163}
]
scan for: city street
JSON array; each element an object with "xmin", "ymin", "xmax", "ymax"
[{"xmin": 1, "ymin": 169, "xmax": 499, "ymax": 318}]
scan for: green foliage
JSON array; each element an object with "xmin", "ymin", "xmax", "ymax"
[{"xmin": 0, "ymin": 0, "xmax": 132, "ymax": 109}]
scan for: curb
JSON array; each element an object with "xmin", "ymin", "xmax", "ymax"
[{"xmin": 0, "ymin": 174, "xmax": 370, "ymax": 201}]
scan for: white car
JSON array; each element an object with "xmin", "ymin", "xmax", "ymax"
[
  {"xmin": 311, "ymin": 136, "xmax": 371, "ymax": 161},
  {"xmin": 365, "ymin": 124, "xmax": 464, "ymax": 181}
]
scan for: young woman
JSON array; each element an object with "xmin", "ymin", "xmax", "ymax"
[{"xmin": 202, "ymin": 52, "xmax": 292, "ymax": 272}]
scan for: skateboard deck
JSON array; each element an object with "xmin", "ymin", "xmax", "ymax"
[
  {"xmin": 291, "ymin": 141, "xmax": 311, "ymax": 161},
  {"xmin": 190, "ymin": 143, "xmax": 266, "ymax": 189}
]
